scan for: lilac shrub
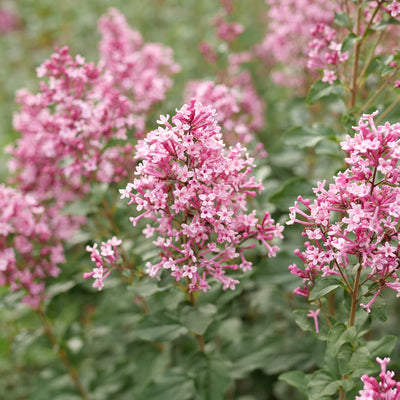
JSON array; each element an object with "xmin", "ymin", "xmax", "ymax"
[
  {"xmin": 120, "ymin": 99, "xmax": 282, "ymax": 292},
  {"xmin": 4, "ymin": 8, "xmax": 179, "ymax": 307}
]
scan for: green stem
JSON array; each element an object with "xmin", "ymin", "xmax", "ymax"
[
  {"xmin": 186, "ymin": 279, "xmax": 205, "ymax": 352},
  {"xmin": 357, "ymin": 30, "xmax": 384, "ymax": 90},
  {"xmin": 376, "ymin": 96, "xmax": 400, "ymax": 124},
  {"xmin": 349, "ymin": 264, "xmax": 362, "ymax": 327},
  {"xmin": 349, "ymin": 0, "xmax": 363, "ymax": 109},
  {"xmin": 356, "ymin": 68, "xmax": 400, "ymax": 118},
  {"xmin": 318, "ymin": 299, "xmax": 333, "ymax": 329},
  {"xmin": 36, "ymin": 309, "xmax": 90, "ymax": 400}
]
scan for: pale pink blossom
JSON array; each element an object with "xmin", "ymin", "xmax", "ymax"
[{"xmin": 84, "ymin": 236, "xmax": 122, "ymax": 291}]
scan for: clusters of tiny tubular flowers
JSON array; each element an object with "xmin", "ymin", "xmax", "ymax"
[
  {"xmin": 356, "ymin": 357, "xmax": 400, "ymax": 400},
  {"xmin": 3, "ymin": 8, "xmax": 180, "ymax": 307},
  {"xmin": 184, "ymin": 80, "xmax": 264, "ymax": 149},
  {"xmin": 307, "ymin": 23, "xmax": 349, "ymax": 85},
  {"xmin": 387, "ymin": 0, "xmax": 400, "ymax": 18},
  {"xmin": 0, "ymin": 184, "xmax": 64, "ymax": 309},
  {"xmin": 287, "ymin": 112, "xmax": 400, "ymax": 312},
  {"xmin": 98, "ymin": 8, "xmax": 180, "ymax": 121},
  {"xmin": 258, "ymin": 0, "xmax": 400, "ymax": 89},
  {"xmin": 212, "ymin": 15, "xmax": 244, "ymax": 43},
  {"xmin": 84, "ymin": 237, "xmax": 122, "ymax": 291},
  {"xmin": 120, "ymin": 99, "xmax": 283, "ymax": 292},
  {"xmin": 256, "ymin": 0, "xmax": 336, "ymax": 89},
  {"xmin": 7, "ymin": 45, "xmax": 136, "ymax": 210}
]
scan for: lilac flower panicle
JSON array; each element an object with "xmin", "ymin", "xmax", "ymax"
[
  {"xmin": 356, "ymin": 357, "xmax": 400, "ymax": 400},
  {"xmin": 288, "ymin": 112, "xmax": 400, "ymax": 311},
  {"xmin": 84, "ymin": 236, "xmax": 122, "ymax": 290},
  {"xmin": 184, "ymin": 80, "xmax": 264, "ymax": 148},
  {"xmin": 121, "ymin": 99, "xmax": 283, "ymax": 292},
  {"xmin": 98, "ymin": 8, "xmax": 180, "ymax": 119},
  {"xmin": 0, "ymin": 184, "xmax": 65, "ymax": 308},
  {"xmin": 256, "ymin": 0, "xmax": 337, "ymax": 88}
]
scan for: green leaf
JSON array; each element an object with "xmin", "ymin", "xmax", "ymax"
[
  {"xmin": 327, "ymin": 323, "xmax": 357, "ymax": 357},
  {"xmin": 369, "ymin": 294, "xmax": 387, "ymax": 322},
  {"xmin": 284, "ymin": 124, "xmax": 338, "ymax": 149},
  {"xmin": 373, "ymin": 17, "xmax": 400, "ymax": 31},
  {"xmin": 61, "ymin": 200, "xmax": 94, "ymax": 216},
  {"xmin": 306, "ymin": 80, "xmax": 345, "ymax": 105},
  {"xmin": 344, "ymin": 345, "xmax": 371, "ymax": 378},
  {"xmin": 366, "ymin": 335, "xmax": 397, "ymax": 359},
  {"xmin": 46, "ymin": 281, "xmax": 76, "ymax": 298},
  {"xmin": 279, "ymin": 370, "xmax": 309, "ymax": 397},
  {"xmin": 334, "ymin": 11, "xmax": 352, "ymax": 29},
  {"xmin": 134, "ymin": 311, "xmax": 188, "ymax": 342},
  {"xmin": 308, "ymin": 370, "xmax": 341, "ymax": 400},
  {"xmin": 231, "ymin": 339, "xmax": 279, "ymax": 379},
  {"xmin": 191, "ymin": 353, "xmax": 233, "ymax": 400},
  {"xmin": 179, "ymin": 303, "xmax": 217, "ymax": 335},
  {"xmin": 341, "ymin": 33, "xmax": 359, "ymax": 53},
  {"xmin": 269, "ymin": 177, "xmax": 313, "ymax": 211},
  {"xmin": 337, "ymin": 342, "xmax": 354, "ymax": 376},
  {"xmin": 308, "ymin": 276, "xmax": 343, "ymax": 301},
  {"xmin": 135, "ymin": 369, "xmax": 195, "ymax": 400}
]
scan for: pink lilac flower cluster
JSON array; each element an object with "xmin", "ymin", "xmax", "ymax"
[
  {"xmin": 356, "ymin": 357, "xmax": 400, "ymax": 400},
  {"xmin": 5, "ymin": 8, "xmax": 179, "ymax": 306},
  {"xmin": 120, "ymin": 99, "xmax": 283, "ymax": 292},
  {"xmin": 256, "ymin": 0, "xmax": 336, "ymax": 89},
  {"xmin": 287, "ymin": 112, "xmax": 400, "ymax": 312},
  {"xmin": 0, "ymin": 184, "xmax": 64, "ymax": 309},
  {"xmin": 0, "ymin": 7, "xmax": 19, "ymax": 35},
  {"xmin": 220, "ymin": 0, "xmax": 234, "ymax": 15},
  {"xmin": 387, "ymin": 1, "xmax": 400, "ymax": 18},
  {"xmin": 98, "ymin": 8, "xmax": 180, "ymax": 124},
  {"xmin": 7, "ymin": 46, "xmax": 135, "ymax": 208},
  {"xmin": 184, "ymin": 80, "xmax": 263, "ymax": 148},
  {"xmin": 307, "ymin": 23, "xmax": 349, "ymax": 85},
  {"xmin": 212, "ymin": 15, "xmax": 244, "ymax": 43},
  {"xmin": 84, "ymin": 236, "xmax": 122, "ymax": 290}
]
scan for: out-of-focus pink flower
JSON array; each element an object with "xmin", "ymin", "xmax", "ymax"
[
  {"xmin": 0, "ymin": 8, "xmax": 19, "ymax": 35},
  {"xmin": 256, "ymin": 0, "xmax": 337, "ymax": 89},
  {"xmin": 387, "ymin": 0, "xmax": 400, "ymax": 18},
  {"xmin": 308, "ymin": 23, "xmax": 348, "ymax": 84},
  {"xmin": 0, "ymin": 184, "xmax": 64, "ymax": 308},
  {"xmin": 98, "ymin": 8, "xmax": 180, "ymax": 119},
  {"xmin": 213, "ymin": 15, "xmax": 244, "ymax": 43},
  {"xmin": 184, "ymin": 80, "xmax": 264, "ymax": 148}
]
